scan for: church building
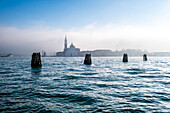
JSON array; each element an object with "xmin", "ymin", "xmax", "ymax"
[{"xmin": 56, "ymin": 35, "xmax": 80, "ymax": 57}]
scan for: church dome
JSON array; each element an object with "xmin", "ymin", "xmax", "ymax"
[{"xmin": 70, "ymin": 43, "xmax": 75, "ymax": 48}]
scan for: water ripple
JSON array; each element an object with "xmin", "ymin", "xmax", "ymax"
[{"xmin": 0, "ymin": 57, "xmax": 170, "ymax": 112}]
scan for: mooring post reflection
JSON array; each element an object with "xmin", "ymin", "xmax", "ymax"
[{"xmin": 31, "ymin": 67, "xmax": 42, "ymax": 75}]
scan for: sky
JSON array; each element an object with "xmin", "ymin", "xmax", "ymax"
[{"xmin": 0, "ymin": 0, "xmax": 170, "ymax": 55}]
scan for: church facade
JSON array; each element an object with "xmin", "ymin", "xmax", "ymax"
[{"xmin": 56, "ymin": 36, "xmax": 80, "ymax": 57}]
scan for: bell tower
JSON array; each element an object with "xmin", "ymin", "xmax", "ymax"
[{"xmin": 64, "ymin": 35, "xmax": 67, "ymax": 51}]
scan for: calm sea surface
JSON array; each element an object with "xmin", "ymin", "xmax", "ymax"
[{"xmin": 0, "ymin": 57, "xmax": 170, "ymax": 112}]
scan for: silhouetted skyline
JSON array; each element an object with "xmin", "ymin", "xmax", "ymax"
[{"xmin": 0, "ymin": 0, "xmax": 170, "ymax": 55}]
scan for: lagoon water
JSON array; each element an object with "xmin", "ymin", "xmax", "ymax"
[{"xmin": 0, "ymin": 57, "xmax": 170, "ymax": 112}]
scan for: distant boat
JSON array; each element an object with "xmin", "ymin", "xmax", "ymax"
[
  {"xmin": 7, "ymin": 54, "xmax": 13, "ymax": 57},
  {"xmin": 0, "ymin": 54, "xmax": 13, "ymax": 57}
]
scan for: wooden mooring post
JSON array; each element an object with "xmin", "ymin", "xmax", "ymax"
[
  {"xmin": 31, "ymin": 52, "xmax": 42, "ymax": 67},
  {"xmin": 84, "ymin": 54, "xmax": 92, "ymax": 65},
  {"xmin": 143, "ymin": 54, "xmax": 147, "ymax": 61},
  {"xmin": 122, "ymin": 54, "xmax": 128, "ymax": 62}
]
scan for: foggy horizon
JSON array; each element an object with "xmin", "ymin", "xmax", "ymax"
[
  {"xmin": 1, "ymin": 1, "xmax": 170, "ymax": 112},
  {"xmin": 1, "ymin": 0, "xmax": 170, "ymax": 55}
]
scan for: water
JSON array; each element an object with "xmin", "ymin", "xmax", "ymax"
[{"xmin": 0, "ymin": 57, "xmax": 170, "ymax": 112}]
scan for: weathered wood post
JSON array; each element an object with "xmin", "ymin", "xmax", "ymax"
[
  {"xmin": 143, "ymin": 54, "xmax": 147, "ymax": 61},
  {"xmin": 122, "ymin": 54, "xmax": 128, "ymax": 62},
  {"xmin": 84, "ymin": 53, "xmax": 92, "ymax": 65},
  {"xmin": 31, "ymin": 52, "xmax": 42, "ymax": 67}
]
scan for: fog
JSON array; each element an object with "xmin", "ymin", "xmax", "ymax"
[{"xmin": 0, "ymin": 23, "xmax": 170, "ymax": 56}]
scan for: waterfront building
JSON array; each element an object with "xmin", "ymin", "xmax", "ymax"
[
  {"xmin": 56, "ymin": 35, "xmax": 80, "ymax": 57},
  {"xmin": 42, "ymin": 51, "xmax": 46, "ymax": 57},
  {"xmin": 56, "ymin": 36, "xmax": 147, "ymax": 57}
]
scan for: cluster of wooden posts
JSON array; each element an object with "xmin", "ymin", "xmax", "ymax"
[{"xmin": 31, "ymin": 53, "xmax": 147, "ymax": 67}]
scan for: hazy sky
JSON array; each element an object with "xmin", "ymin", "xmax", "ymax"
[{"xmin": 0, "ymin": 0, "xmax": 170, "ymax": 55}]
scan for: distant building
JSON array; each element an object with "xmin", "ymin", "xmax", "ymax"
[
  {"xmin": 65, "ymin": 43, "xmax": 80, "ymax": 57},
  {"xmin": 56, "ymin": 52, "xmax": 64, "ymax": 57},
  {"xmin": 56, "ymin": 35, "xmax": 80, "ymax": 57},
  {"xmin": 42, "ymin": 51, "xmax": 46, "ymax": 57},
  {"xmin": 151, "ymin": 52, "xmax": 170, "ymax": 56},
  {"xmin": 56, "ymin": 36, "xmax": 115, "ymax": 57},
  {"xmin": 56, "ymin": 36, "xmax": 148, "ymax": 57},
  {"xmin": 80, "ymin": 50, "xmax": 115, "ymax": 57}
]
